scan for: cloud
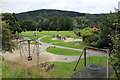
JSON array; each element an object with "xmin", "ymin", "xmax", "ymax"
[{"xmin": 1, "ymin": 0, "xmax": 120, "ymax": 14}]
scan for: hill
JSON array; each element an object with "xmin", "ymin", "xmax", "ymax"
[
  {"xmin": 15, "ymin": 9, "xmax": 108, "ymax": 31},
  {"xmin": 16, "ymin": 9, "xmax": 86, "ymax": 21}
]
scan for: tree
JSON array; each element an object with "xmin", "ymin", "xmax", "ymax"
[
  {"xmin": 73, "ymin": 28, "xmax": 81, "ymax": 36},
  {"xmin": 108, "ymin": 10, "xmax": 120, "ymax": 79},
  {"xmin": 56, "ymin": 28, "xmax": 60, "ymax": 33},
  {"xmin": 1, "ymin": 22, "xmax": 15, "ymax": 52},
  {"xmin": 2, "ymin": 13, "xmax": 22, "ymax": 34},
  {"xmin": 38, "ymin": 28, "xmax": 42, "ymax": 32},
  {"xmin": 81, "ymin": 28, "xmax": 98, "ymax": 46},
  {"xmin": 12, "ymin": 13, "xmax": 18, "ymax": 21},
  {"xmin": 96, "ymin": 25, "xmax": 112, "ymax": 48},
  {"xmin": 20, "ymin": 20, "xmax": 36, "ymax": 31}
]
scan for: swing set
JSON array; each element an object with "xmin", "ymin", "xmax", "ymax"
[
  {"xmin": 15, "ymin": 33, "xmax": 41, "ymax": 65},
  {"xmin": 73, "ymin": 46, "xmax": 109, "ymax": 71}
]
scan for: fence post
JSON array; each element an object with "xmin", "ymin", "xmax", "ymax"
[{"xmin": 84, "ymin": 47, "xmax": 86, "ymax": 66}]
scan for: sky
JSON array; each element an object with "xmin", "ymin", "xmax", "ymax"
[{"xmin": 0, "ymin": 0, "xmax": 120, "ymax": 14}]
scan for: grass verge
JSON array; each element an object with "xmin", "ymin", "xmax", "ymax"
[
  {"xmin": 47, "ymin": 56, "xmax": 107, "ymax": 78},
  {"xmin": 53, "ymin": 41, "xmax": 84, "ymax": 49},
  {"xmin": 19, "ymin": 34, "xmax": 42, "ymax": 39},
  {"xmin": 40, "ymin": 36, "xmax": 63, "ymax": 43},
  {"xmin": 46, "ymin": 47, "xmax": 82, "ymax": 55}
]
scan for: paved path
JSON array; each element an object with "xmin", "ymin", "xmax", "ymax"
[{"xmin": 37, "ymin": 35, "xmax": 108, "ymax": 62}]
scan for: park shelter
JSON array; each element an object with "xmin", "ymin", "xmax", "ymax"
[{"xmin": 91, "ymin": 27, "xmax": 100, "ymax": 30}]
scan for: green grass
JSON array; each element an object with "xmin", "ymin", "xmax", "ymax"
[
  {"xmin": 21, "ymin": 31, "xmax": 74, "ymax": 35},
  {"xmin": 109, "ymin": 73, "xmax": 117, "ymax": 78},
  {"xmin": 19, "ymin": 34, "xmax": 42, "ymax": 39},
  {"xmin": 60, "ymin": 33, "xmax": 82, "ymax": 39},
  {"xmin": 25, "ymin": 42, "xmax": 36, "ymax": 45},
  {"xmin": 46, "ymin": 47, "xmax": 82, "ymax": 55},
  {"xmin": 48, "ymin": 56, "xmax": 107, "ymax": 78},
  {"xmin": 2, "ymin": 56, "xmax": 107, "ymax": 78},
  {"xmin": 40, "ymin": 36, "xmax": 63, "ymax": 43},
  {"xmin": 20, "ymin": 31, "xmax": 82, "ymax": 39},
  {"xmin": 53, "ymin": 41, "xmax": 84, "ymax": 49}
]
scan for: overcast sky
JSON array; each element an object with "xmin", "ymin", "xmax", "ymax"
[{"xmin": 0, "ymin": 0, "xmax": 120, "ymax": 14}]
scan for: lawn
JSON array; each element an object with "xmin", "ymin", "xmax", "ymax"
[
  {"xmin": 20, "ymin": 31, "xmax": 82, "ymax": 38},
  {"xmin": 19, "ymin": 34, "xmax": 42, "ymax": 39},
  {"xmin": 53, "ymin": 41, "xmax": 84, "ymax": 49},
  {"xmin": 40, "ymin": 36, "xmax": 63, "ymax": 43},
  {"xmin": 60, "ymin": 33, "xmax": 82, "ymax": 39},
  {"xmin": 20, "ymin": 31, "xmax": 82, "ymax": 43},
  {"xmin": 21, "ymin": 31, "xmax": 74, "ymax": 35},
  {"xmin": 2, "ymin": 56, "xmax": 107, "ymax": 78},
  {"xmin": 46, "ymin": 47, "xmax": 82, "ymax": 55},
  {"xmin": 46, "ymin": 56, "xmax": 107, "ymax": 78}
]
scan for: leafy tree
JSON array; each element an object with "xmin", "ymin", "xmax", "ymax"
[
  {"xmin": 96, "ymin": 25, "xmax": 112, "ymax": 48},
  {"xmin": 37, "ymin": 19, "xmax": 44, "ymax": 30},
  {"xmin": 2, "ymin": 13, "xmax": 22, "ymax": 34},
  {"xmin": 108, "ymin": 10, "xmax": 120, "ymax": 79},
  {"xmin": 73, "ymin": 28, "xmax": 81, "ymax": 36},
  {"xmin": 38, "ymin": 28, "xmax": 42, "ymax": 32},
  {"xmin": 81, "ymin": 28, "xmax": 98, "ymax": 46},
  {"xmin": 12, "ymin": 13, "xmax": 18, "ymax": 21},
  {"xmin": 1, "ymin": 22, "xmax": 15, "ymax": 52},
  {"xmin": 56, "ymin": 28, "xmax": 60, "ymax": 33},
  {"xmin": 20, "ymin": 20, "xmax": 36, "ymax": 31}
]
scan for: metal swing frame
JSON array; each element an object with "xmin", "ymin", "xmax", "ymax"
[{"xmin": 73, "ymin": 46, "xmax": 109, "ymax": 71}]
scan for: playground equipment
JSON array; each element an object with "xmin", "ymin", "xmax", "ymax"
[
  {"xmin": 27, "ymin": 39, "xmax": 32, "ymax": 61},
  {"xmin": 73, "ymin": 47, "xmax": 86, "ymax": 71},
  {"xmin": 56, "ymin": 34, "xmax": 66, "ymax": 40},
  {"xmin": 73, "ymin": 46, "xmax": 109, "ymax": 71},
  {"xmin": 16, "ymin": 33, "xmax": 41, "ymax": 65},
  {"xmin": 88, "ymin": 65, "xmax": 101, "ymax": 71}
]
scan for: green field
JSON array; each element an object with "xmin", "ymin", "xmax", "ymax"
[
  {"xmin": 20, "ymin": 31, "xmax": 81, "ymax": 39},
  {"xmin": 53, "ymin": 41, "xmax": 84, "ymax": 49},
  {"xmin": 50, "ymin": 56, "xmax": 107, "ymax": 78},
  {"xmin": 21, "ymin": 31, "xmax": 74, "ymax": 35},
  {"xmin": 19, "ymin": 34, "xmax": 42, "ymax": 39},
  {"xmin": 40, "ymin": 36, "xmax": 63, "ymax": 43},
  {"xmin": 47, "ymin": 47, "xmax": 82, "ymax": 55}
]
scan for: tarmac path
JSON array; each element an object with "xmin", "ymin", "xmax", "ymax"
[{"xmin": 38, "ymin": 35, "xmax": 108, "ymax": 62}]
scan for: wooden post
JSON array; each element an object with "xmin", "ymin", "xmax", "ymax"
[
  {"xmin": 16, "ymin": 37, "xmax": 19, "ymax": 50},
  {"xmin": 28, "ymin": 39, "xmax": 31, "ymax": 57},
  {"xmin": 84, "ymin": 47, "xmax": 86, "ymax": 66},
  {"xmin": 19, "ymin": 42, "xmax": 22, "ymax": 57},
  {"xmin": 73, "ymin": 52, "xmax": 83, "ymax": 71},
  {"xmin": 28, "ymin": 39, "xmax": 32, "ymax": 61},
  {"xmin": 37, "ymin": 42, "xmax": 39, "ymax": 65},
  {"xmin": 107, "ymin": 48, "xmax": 110, "ymax": 78}
]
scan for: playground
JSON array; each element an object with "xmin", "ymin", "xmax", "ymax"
[{"xmin": 1, "ymin": 31, "xmax": 114, "ymax": 78}]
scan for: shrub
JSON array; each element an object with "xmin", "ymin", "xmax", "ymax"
[
  {"xmin": 73, "ymin": 28, "xmax": 81, "ymax": 36},
  {"xmin": 38, "ymin": 28, "xmax": 42, "ymax": 32},
  {"xmin": 81, "ymin": 27, "xmax": 98, "ymax": 46}
]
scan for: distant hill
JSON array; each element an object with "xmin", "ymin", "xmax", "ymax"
[
  {"xmin": 16, "ymin": 9, "xmax": 86, "ymax": 21},
  {"xmin": 14, "ymin": 9, "xmax": 108, "ymax": 31},
  {"xmin": 15, "ymin": 9, "xmax": 108, "ymax": 27}
]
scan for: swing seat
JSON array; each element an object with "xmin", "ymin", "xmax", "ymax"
[
  {"xmin": 28, "ymin": 56, "xmax": 32, "ymax": 61},
  {"xmin": 88, "ymin": 65, "xmax": 101, "ymax": 71}
]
